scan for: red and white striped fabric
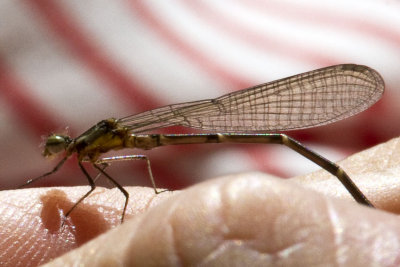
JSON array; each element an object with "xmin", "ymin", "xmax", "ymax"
[{"xmin": 1, "ymin": 0, "xmax": 399, "ymax": 190}]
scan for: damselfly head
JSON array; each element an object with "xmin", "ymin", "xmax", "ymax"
[{"xmin": 42, "ymin": 134, "xmax": 72, "ymax": 157}]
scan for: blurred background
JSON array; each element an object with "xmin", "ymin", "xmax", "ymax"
[{"xmin": 0, "ymin": 0, "xmax": 399, "ymax": 190}]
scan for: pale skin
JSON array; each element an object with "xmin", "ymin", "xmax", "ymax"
[{"xmin": 1, "ymin": 137, "xmax": 400, "ymax": 266}]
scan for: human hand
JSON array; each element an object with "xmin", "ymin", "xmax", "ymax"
[{"xmin": 1, "ymin": 137, "xmax": 400, "ymax": 266}]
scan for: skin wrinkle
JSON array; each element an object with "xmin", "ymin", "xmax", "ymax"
[
  {"xmin": 387, "ymin": 138, "xmax": 400, "ymax": 168},
  {"xmin": 164, "ymin": 192, "xmax": 183, "ymax": 267},
  {"xmin": 0, "ymin": 228, "xmax": 20, "ymax": 260},
  {"xmin": 219, "ymin": 179, "xmax": 232, "ymax": 238},
  {"xmin": 25, "ymin": 219, "xmax": 45, "ymax": 244},
  {"xmin": 45, "ymin": 226, "xmax": 70, "ymax": 264},
  {"xmin": 198, "ymin": 184, "xmax": 227, "ymax": 265},
  {"xmin": 223, "ymin": 176, "xmax": 272, "ymax": 241},
  {"xmin": 143, "ymin": 189, "xmax": 173, "ymax": 211},
  {"xmin": 30, "ymin": 240, "xmax": 45, "ymax": 267},
  {"xmin": 11, "ymin": 229, "xmax": 31, "ymax": 264},
  {"xmin": 268, "ymin": 195, "xmax": 308, "ymax": 263},
  {"xmin": 19, "ymin": 197, "xmax": 39, "ymax": 217},
  {"xmin": 372, "ymin": 141, "xmax": 391, "ymax": 171},
  {"xmin": 271, "ymin": 223, "xmax": 309, "ymax": 265},
  {"xmin": 204, "ymin": 241, "xmax": 306, "ymax": 266},
  {"xmin": 0, "ymin": 210, "xmax": 19, "ymax": 251},
  {"xmin": 197, "ymin": 182, "xmax": 231, "ymax": 264},
  {"xmin": 198, "ymin": 241, "xmax": 229, "ymax": 265},
  {"xmin": 369, "ymin": 217, "xmax": 400, "ymax": 265},
  {"xmin": 199, "ymin": 240, "xmax": 256, "ymax": 265},
  {"xmin": 120, "ymin": 192, "xmax": 175, "ymax": 266},
  {"xmin": 275, "ymin": 242, "xmax": 305, "ymax": 260},
  {"xmin": 0, "ymin": 199, "xmax": 25, "ymax": 211},
  {"xmin": 202, "ymin": 177, "xmax": 308, "ymax": 264},
  {"xmin": 269, "ymin": 181, "xmax": 356, "ymax": 266},
  {"xmin": 222, "ymin": 180, "xmax": 275, "ymax": 243},
  {"xmin": 102, "ymin": 195, "xmax": 122, "ymax": 221},
  {"xmin": 25, "ymin": 225, "xmax": 46, "ymax": 266},
  {"xmin": 325, "ymin": 198, "xmax": 343, "ymax": 267},
  {"xmin": 369, "ymin": 225, "xmax": 398, "ymax": 265},
  {"xmin": 200, "ymin": 236, "xmax": 261, "ymax": 264},
  {"xmin": 30, "ymin": 245, "xmax": 46, "ymax": 267},
  {"xmin": 198, "ymin": 184, "xmax": 312, "ymax": 266},
  {"xmin": 92, "ymin": 214, "xmax": 138, "ymax": 266},
  {"xmin": 10, "ymin": 217, "xmax": 34, "ymax": 254},
  {"xmin": 221, "ymin": 180, "xmax": 255, "ymax": 241},
  {"xmin": 367, "ymin": 222, "xmax": 395, "ymax": 265},
  {"xmin": 382, "ymin": 139, "xmax": 399, "ymax": 170},
  {"xmin": 270, "ymin": 185, "xmax": 311, "ymax": 254},
  {"xmin": 270, "ymin": 243, "xmax": 306, "ymax": 265}
]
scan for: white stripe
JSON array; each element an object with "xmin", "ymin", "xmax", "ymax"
[
  {"xmin": 0, "ymin": 1, "xmax": 129, "ymax": 129},
  {"xmin": 61, "ymin": 0, "xmax": 228, "ymax": 103}
]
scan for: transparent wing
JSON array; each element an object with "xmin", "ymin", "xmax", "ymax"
[{"xmin": 118, "ymin": 64, "xmax": 384, "ymax": 133}]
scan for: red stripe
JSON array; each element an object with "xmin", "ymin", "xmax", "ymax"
[
  {"xmin": 0, "ymin": 57, "xmax": 84, "ymax": 188},
  {"xmin": 0, "ymin": 58, "xmax": 60, "ymax": 137},
  {"xmin": 183, "ymin": 1, "xmax": 337, "ymax": 66},
  {"xmin": 241, "ymin": 0, "xmax": 400, "ymax": 49},
  {"xmin": 11, "ymin": 0, "xmax": 391, "ymax": 186},
  {"xmin": 146, "ymin": 0, "xmax": 331, "ymax": 173},
  {"xmin": 128, "ymin": 0, "xmax": 393, "ymax": 175},
  {"xmin": 23, "ymin": 0, "xmax": 188, "ymax": 188},
  {"xmin": 184, "ymin": 0, "xmax": 394, "ymax": 164},
  {"xmin": 234, "ymin": 0, "xmax": 396, "ymax": 148},
  {"xmin": 246, "ymin": 146, "xmax": 289, "ymax": 177},
  {"xmin": 26, "ymin": 0, "xmax": 162, "ymax": 112},
  {"xmin": 128, "ymin": 0, "xmax": 253, "ymax": 90}
]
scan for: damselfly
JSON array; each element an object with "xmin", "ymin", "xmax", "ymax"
[{"xmin": 21, "ymin": 64, "xmax": 385, "ymax": 223}]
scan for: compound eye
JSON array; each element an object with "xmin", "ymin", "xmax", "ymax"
[{"xmin": 43, "ymin": 135, "xmax": 69, "ymax": 157}]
